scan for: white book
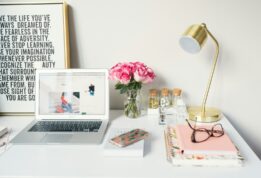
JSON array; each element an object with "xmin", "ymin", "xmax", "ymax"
[{"xmin": 103, "ymin": 128, "xmax": 144, "ymax": 157}]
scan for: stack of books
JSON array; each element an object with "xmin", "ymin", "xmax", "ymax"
[{"xmin": 164, "ymin": 125, "xmax": 244, "ymax": 167}]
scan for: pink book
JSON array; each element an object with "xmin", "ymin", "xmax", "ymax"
[{"xmin": 175, "ymin": 124, "xmax": 238, "ymax": 155}]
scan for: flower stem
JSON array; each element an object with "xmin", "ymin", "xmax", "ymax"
[{"xmin": 124, "ymin": 89, "xmax": 141, "ymax": 118}]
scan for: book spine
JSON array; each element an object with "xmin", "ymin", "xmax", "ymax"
[
  {"xmin": 174, "ymin": 125, "xmax": 185, "ymax": 153},
  {"xmin": 164, "ymin": 128, "xmax": 172, "ymax": 162}
]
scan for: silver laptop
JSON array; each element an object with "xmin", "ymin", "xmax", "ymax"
[{"xmin": 11, "ymin": 69, "xmax": 109, "ymax": 144}]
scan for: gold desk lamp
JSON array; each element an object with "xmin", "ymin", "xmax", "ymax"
[{"xmin": 179, "ymin": 23, "xmax": 221, "ymax": 122}]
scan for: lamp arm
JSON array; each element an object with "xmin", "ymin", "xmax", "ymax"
[{"xmin": 201, "ymin": 26, "xmax": 219, "ymax": 117}]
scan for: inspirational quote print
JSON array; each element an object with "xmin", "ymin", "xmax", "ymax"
[{"xmin": 0, "ymin": 3, "xmax": 67, "ymax": 113}]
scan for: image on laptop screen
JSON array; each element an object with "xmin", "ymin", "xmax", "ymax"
[{"xmin": 38, "ymin": 72, "xmax": 106, "ymax": 115}]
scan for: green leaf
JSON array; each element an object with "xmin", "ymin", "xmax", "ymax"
[
  {"xmin": 133, "ymin": 82, "xmax": 142, "ymax": 90},
  {"xmin": 115, "ymin": 83, "xmax": 124, "ymax": 90},
  {"xmin": 128, "ymin": 82, "xmax": 135, "ymax": 90},
  {"xmin": 138, "ymin": 82, "xmax": 141, "ymax": 86},
  {"xmin": 120, "ymin": 86, "xmax": 128, "ymax": 94}
]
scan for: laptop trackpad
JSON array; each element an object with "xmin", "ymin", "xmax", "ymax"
[{"xmin": 41, "ymin": 134, "xmax": 73, "ymax": 143}]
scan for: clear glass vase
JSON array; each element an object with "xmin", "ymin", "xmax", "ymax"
[{"xmin": 124, "ymin": 89, "xmax": 141, "ymax": 118}]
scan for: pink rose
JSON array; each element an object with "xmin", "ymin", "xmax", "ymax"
[
  {"xmin": 133, "ymin": 62, "xmax": 155, "ymax": 84},
  {"xmin": 134, "ymin": 66, "xmax": 148, "ymax": 82},
  {"xmin": 109, "ymin": 62, "xmax": 132, "ymax": 84},
  {"xmin": 119, "ymin": 72, "xmax": 131, "ymax": 84},
  {"xmin": 109, "ymin": 61, "xmax": 155, "ymax": 85},
  {"xmin": 128, "ymin": 62, "xmax": 137, "ymax": 73},
  {"xmin": 142, "ymin": 67, "xmax": 156, "ymax": 83},
  {"xmin": 109, "ymin": 63, "xmax": 122, "ymax": 81},
  {"xmin": 119, "ymin": 63, "xmax": 132, "ymax": 84}
]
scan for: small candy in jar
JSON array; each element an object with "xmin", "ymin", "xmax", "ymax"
[{"xmin": 148, "ymin": 89, "xmax": 159, "ymax": 109}]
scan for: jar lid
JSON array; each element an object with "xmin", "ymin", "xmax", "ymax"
[
  {"xmin": 173, "ymin": 88, "xmax": 182, "ymax": 96},
  {"xmin": 149, "ymin": 89, "xmax": 158, "ymax": 97},
  {"xmin": 161, "ymin": 88, "xmax": 169, "ymax": 96}
]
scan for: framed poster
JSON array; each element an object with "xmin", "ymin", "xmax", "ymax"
[{"xmin": 0, "ymin": 1, "xmax": 70, "ymax": 115}]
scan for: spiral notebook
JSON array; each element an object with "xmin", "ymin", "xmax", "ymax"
[{"xmin": 164, "ymin": 126, "xmax": 243, "ymax": 167}]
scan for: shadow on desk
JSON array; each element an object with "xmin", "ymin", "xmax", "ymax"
[
  {"xmin": 109, "ymin": 110, "xmax": 123, "ymax": 122},
  {"xmin": 144, "ymin": 138, "xmax": 152, "ymax": 156}
]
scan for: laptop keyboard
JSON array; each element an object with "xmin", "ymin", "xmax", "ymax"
[{"xmin": 28, "ymin": 121, "xmax": 102, "ymax": 132}]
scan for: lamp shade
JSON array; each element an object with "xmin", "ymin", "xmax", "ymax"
[{"xmin": 179, "ymin": 24, "xmax": 208, "ymax": 54}]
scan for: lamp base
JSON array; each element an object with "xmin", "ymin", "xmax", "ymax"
[{"xmin": 188, "ymin": 106, "xmax": 221, "ymax": 123}]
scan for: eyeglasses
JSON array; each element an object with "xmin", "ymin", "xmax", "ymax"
[{"xmin": 185, "ymin": 119, "xmax": 224, "ymax": 143}]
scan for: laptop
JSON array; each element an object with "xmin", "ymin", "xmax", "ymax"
[{"xmin": 11, "ymin": 69, "xmax": 109, "ymax": 144}]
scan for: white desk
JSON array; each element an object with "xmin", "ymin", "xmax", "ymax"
[{"xmin": 0, "ymin": 110, "xmax": 260, "ymax": 178}]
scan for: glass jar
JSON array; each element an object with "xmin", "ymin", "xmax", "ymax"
[
  {"xmin": 159, "ymin": 88, "xmax": 170, "ymax": 124},
  {"xmin": 171, "ymin": 88, "xmax": 187, "ymax": 123},
  {"xmin": 172, "ymin": 88, "xmax": 182, "ymax": 108},
  {"xmin": 124, "ymin": 89, "xmax": 141, "ymax": 118},
  {"xmin": 148, "ymin": 89, "xmax": 159, "ymax": 109}
]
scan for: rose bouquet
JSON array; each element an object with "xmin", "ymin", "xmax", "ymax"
[{"xmin": 109, "ymin": 62, "xmax": 156, "ymax": 118}]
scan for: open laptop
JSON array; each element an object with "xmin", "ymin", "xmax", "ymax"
[{"xmin": 11, "ymin": 69, "xmax": 109, "ymax": 144}]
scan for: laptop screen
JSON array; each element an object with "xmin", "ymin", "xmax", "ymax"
[{"xmin": 38, "ymin": 71, "xmax": 106, "ymax": 116}]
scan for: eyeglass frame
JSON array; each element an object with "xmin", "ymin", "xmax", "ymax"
[{"xmin": 185, "ymin": 119, "xmax": 224, "ymax": 143}]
